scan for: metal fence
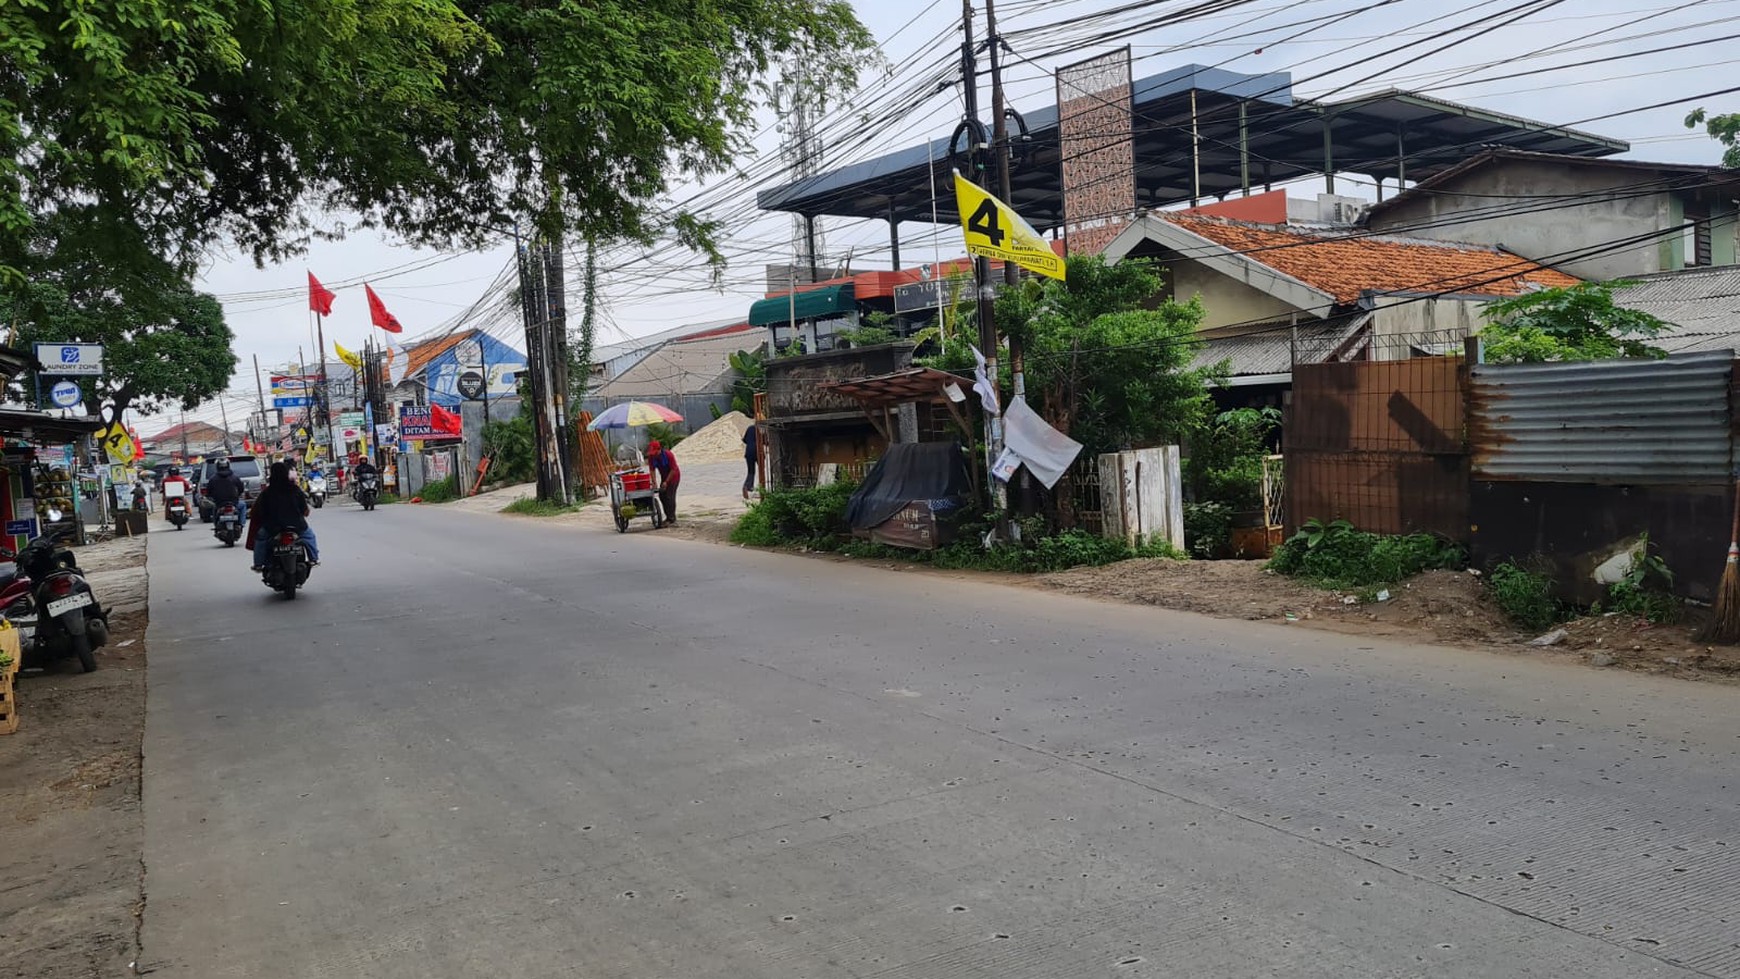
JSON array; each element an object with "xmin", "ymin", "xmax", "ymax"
[{"xmin": 1285, "ymin": 350, "xmax": 1469, "ymax": 539}]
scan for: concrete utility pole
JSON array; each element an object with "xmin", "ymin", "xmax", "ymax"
[
  {"xmin": 962, "ymin": 0, "xmax": 1006, "ymax": 516},
  {"xmin": 984, "ymin": 0, "xmax": 1031, "ymax": 517}
]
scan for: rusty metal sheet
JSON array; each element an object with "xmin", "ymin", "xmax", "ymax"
[{"xmin": 1468, "ymin": 352, "xmax": 1733, "ymax": 484}]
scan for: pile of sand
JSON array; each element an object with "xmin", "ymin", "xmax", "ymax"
[{"xmin": 677, "ymin": 410, "xmax": 753, "ymax": 461}]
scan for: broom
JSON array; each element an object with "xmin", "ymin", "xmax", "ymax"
[{"xmin": 1699, "ymin": 478, "xmax": 1740, "ymax": 643}]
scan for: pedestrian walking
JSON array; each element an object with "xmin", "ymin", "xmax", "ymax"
[{"xmin": 647, "ymin": 439, "xmax": 680, "ymax": 526}]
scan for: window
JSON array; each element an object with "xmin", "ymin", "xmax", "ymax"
[{"xmin": 1684, "ymin": 207, "xmax": 1712, "ymax": 267}]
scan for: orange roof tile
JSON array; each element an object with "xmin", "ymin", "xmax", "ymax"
[
  {"xmin": 1162, "ymin": 214, "xmax": 1580, "ymax": 304},
  {"xmin": 402, "ymin": 332, "xmax": 472, "ymax": 381}
]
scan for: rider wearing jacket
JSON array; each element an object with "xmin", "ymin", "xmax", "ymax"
[
  {"xmin": 204, "ymin": 458, "xmax": 247, "ymax": 522},
  {"xmin": 246, "ymin": 462, "xmax": 320, "ymax": 571}
]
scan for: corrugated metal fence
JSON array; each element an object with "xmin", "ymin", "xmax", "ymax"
[
  {"xmin": 1468, "ymin": 352, "xmax": 1734, "ymax": 484},
  {"xmin": 1466, "ymin": 352, "xmax": 1736, "ymax": 603}
]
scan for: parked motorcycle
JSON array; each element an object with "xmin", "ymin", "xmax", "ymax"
[
  {"xmin": 166, "ymin": 495, "xmax": 190, "ymax": 530},
  {"xmin": 213, "ymin": 502, "xmax": 243, "ymax": 547},
  {"xmin": 308, "ymin": 474, "xmax": 327, "ymax": 509},
  {"xmin": 261, "ymin": 529, "xmax": 313, "ymax": 600},
  {"xmin": 0, "ymin": 522, "xmax": 110, "ymax": 672},
  {"xmin": 355, "ymin": 474, "xmax": 380, "ymax": 512}
]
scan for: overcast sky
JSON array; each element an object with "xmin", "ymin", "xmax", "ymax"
[{"xmin": 189, "ymin": 0, "xmax": 1735, "ymax": 429}]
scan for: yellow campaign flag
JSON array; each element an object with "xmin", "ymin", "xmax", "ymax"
[
  {"xmin": 98, "ymin": 422, "xmax": 134, "ymax": 465},
  {"xmin": 953, "ymin": 171, "xmax": 1065, "ymax": 281},
  {"xmin": 333, "ymin": 341, "xmax": 362, "ymax": 371}
]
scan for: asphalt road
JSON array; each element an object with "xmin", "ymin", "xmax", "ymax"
[{"xmin": 141, "ymin": 502, "xmax": 1740, "ymax": 978}]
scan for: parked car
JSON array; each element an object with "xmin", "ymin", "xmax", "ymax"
[{"xmin": 195, "ymin": 455, "xmax": 263, "ymax": 522}]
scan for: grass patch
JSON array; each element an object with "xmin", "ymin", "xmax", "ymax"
[
  {"xmin": 1487, "ymin": 560, "xmax": 1562, "ymax": 630},
  {"xmin": 414, "ymin": 475, "xmax": 460, "ymax": 504},
  {"xmin": 377, "ymin": 492, "xmax": 400, "ymax": 505},
  {"xmin": 501, "ymin": 497, "xmax": 586, "ymax": 517}
]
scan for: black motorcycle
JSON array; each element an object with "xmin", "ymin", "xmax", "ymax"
[
  {"xmin": 356, "ymin": 474, "xmax": 380, "ymax": 511},
  {"xmin": 213, "ymin": 502, "xmax": 243, "ymax": 547},
  {"xmin": 1, "ymin": 527, "xmax": 110, "ymax": 672},
  {"xmin": 166, "ymin": 494, "xmax": 190, "ymax": 530},
  {"xmin": 261, "ymin": 529, "xmax": 313, "ymax": 600}
]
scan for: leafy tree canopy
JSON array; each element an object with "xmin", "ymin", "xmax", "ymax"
[
  {"xmin": 996, "ymin": 256, "xmax": 1219, "ymax": 457},
  {"xmin": 1685, "ymin": 108, "xmax": 1740, "ymax": 168},
  {"xmin": 1, "ymin": 213, "xmax": 235, "ymax": 418},
  {"xmin": 1480, "ymin": 281, "xmax": 1669, "ymax": 364},
  {"xmin": 1, "ymin": 0, "xmax": 871, "ymax": 283}
]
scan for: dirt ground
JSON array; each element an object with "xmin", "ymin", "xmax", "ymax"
[
  {"xmin": 0, "ymin": 533, "xmax": 149, "ymax": 978},
  {"xmin": 1040, "ymin": 558, "xmax": 1740, "ymax": 679}
]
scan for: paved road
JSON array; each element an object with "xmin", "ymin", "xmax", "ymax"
[{"xmin": 141, "ymin": 504, "xmax": 1740, "ymax": 977}]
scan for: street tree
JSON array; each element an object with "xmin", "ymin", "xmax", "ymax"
[
  {"xmin": 1, "ymin": 214, "xmax": 236, "ymax": 419},
  {"xmin": 996, "ymin": 256, "xmax": 1220, "ymax": 457},
  {"xmin": 1480, "ymin": 281, "xmax": 1669, "ymax": 364},
  {"xmin": 1685, "ymin": 108, "xmax": 1740, "ymax": 168}
]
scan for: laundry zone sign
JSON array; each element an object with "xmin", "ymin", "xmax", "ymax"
[
  {"xmin": 35, "ymin": 343, "xmax": 104, "ymax": 376},
  {"xmin": 397, "ymin": 405, "xmax": 459, "ymax": 441}
]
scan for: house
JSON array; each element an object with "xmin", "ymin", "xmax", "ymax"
[
  {"xmin": 593, "ymin": 319, "xmax": 750, "ymax": 382},
  {"xmin": 1364, "ymin": 148, "xmax": 1740, "ymax": 281},
  {"xmin": 1103, "ymin": 191, "xmax": 1580, "ymax": 387},
  {"xmin": 142, "ymin": 420, "xmax": 236, "ymax": 458},
  {"xmin": 386, "ymin": 330, "xmax": 527, "ymax": 409},
  {"xmin": 587, "ymin": 329, "xmax": 761, "ymax": 422}
]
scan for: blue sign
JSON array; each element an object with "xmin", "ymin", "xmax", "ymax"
[
  {"xmin": 6, "ymin": 519, "xmax": 36, "ymax": 537},
  {"xmin": 49, "ymin": 379, "xmax": 82, "ymax": 408},
  {"xmin": 273, "ymin": 396, "xmax": 309, "ymax": 408}
]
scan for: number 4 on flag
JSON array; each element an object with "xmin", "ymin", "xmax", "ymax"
[{"xmin": 953, "ymin": 171, "xmax": 1065, "ymax": 281}]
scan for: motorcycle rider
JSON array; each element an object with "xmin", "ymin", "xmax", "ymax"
[
  {"xmin": 246, "ymin": 461, "xmax": 320, "ymax": 571},
  {"xmin": 160, "ymin": 466, "xmax": 192, "ymax": 520},
  {"xmin": 351, "ymin": 456, "xmax": 380, "ymax": 498},
  {"xmin": 204, "ymin": 457, "xmax": 247, "ymax": 523}
]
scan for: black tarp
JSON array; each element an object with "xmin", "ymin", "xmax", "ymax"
[{"xmin": 846, "ymin": 442, "xmax": 973, "ymax": 530}]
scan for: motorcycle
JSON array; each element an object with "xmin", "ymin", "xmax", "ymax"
[
  {"xmin": 355, "ymin": 474, "xmax": 380, "ymax": 511},
  {"xmin": 0, "ymin": 522, "xmax": 109, "ymax": 672},
  {"xmin": 307, "ymin": 474, "xmax": 327, "ymax": 509},
  {"xmin": 166, "ymin": 495, "xmax": 190, "ymax": 530},
  {"xmin": 213, "ymin": 502, "xmax": 243, "ymax": 547},
  {"xmin": 261, "ymin": 529, "xmax": 313, "ymax": 600}
]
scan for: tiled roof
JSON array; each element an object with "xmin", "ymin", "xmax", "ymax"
[
  {"xmin": 403, "ymin": 332, "xmax": 471, "ymax": 380},
  {"xmin": 1162, "ymin": 214, "xmax": 1580, "ymax": 304}
]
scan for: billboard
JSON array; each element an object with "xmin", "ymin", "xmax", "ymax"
[
  {"xmin": 270, "ymin": 374, "xmax": 320, "ymax": 409},
  {"xmin": 35, "ymin": 343, "xmax": 104, "ymax": 376},
  {"xmin": 1056, "ymin": 47, "xmax": 1135, "ymax": 256}
]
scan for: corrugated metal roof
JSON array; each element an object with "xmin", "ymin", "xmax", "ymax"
[
  {"xmin": 592, "ymin": 332, "xmax": 761, "ymax": 401},
  {"xmin": 1193, "ymin": 315, "xmax": 1370, "ymax": 377},
  {"xmin": 1469, "ymin": 351, "xmax": 1733, "ymax": 484},
  {"xmin": 1614, "ymin": 268, "xmax": 1740, "ymax": 355}
]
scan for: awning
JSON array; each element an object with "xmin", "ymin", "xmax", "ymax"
[
  {"xmin": 749, "ymin": 284, "xmax": 856, "ymax": 327},
  {"xmin": 0, "ymin": 409, "xmax": 104, "ymax": 444}
]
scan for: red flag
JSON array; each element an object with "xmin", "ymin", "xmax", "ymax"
[
  {"xmin": 307, "ymin": 272, "xmax": 336, "ymax": 316},
  {"xmin": 430, "ymin": 403, "xmax": 462, "ymax": 436},
  {"xmin": 365, "ymin": 283, "xmax": 404, "ymax": 333}
]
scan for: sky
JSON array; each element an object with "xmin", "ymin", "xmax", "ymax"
[{"xmin": 188, "ymin": 0, "xmax": 1738, "ymax": 432}]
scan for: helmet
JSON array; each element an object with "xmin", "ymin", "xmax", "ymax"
[
  {"xmin": 215, "ymin": 458, "xmax": 232, "ymax": 473},
  {"xmin": 167, "ymin": 466, "xmax": 181, "ymax": 476}
]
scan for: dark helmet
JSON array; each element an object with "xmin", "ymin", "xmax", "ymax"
[{"xmin": 215, "ymin": 458, "xmax": 232, "ymax": 473}]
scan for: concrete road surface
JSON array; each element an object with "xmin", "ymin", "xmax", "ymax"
[{"xmin": 141, "ymin": 504, "xmax": 1740, "ymax": 977}]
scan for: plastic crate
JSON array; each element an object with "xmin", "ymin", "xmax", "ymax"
[{"xmin": 619, "ymin": 472, "xmax": 652, "ymax": 493}]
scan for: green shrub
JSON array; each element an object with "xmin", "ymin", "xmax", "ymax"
[
  {"xmin": 729, "ymin": 479, "xmax": 858, "ymax": 548},
  {"xmin": 501, "ymin": 497, "xmax": 584, "ymax": 516},
  {"xmin": 643, "ymin": 421, "xmax": 685, "ymax": 450},
  {"xmin": 1185, "ymin": 407, "xmax": 1279, "ymax": 511},
  {"xmin": 417, "ymin": 474, "xmax": 460, "ymax": 503},
  {"xmin": 1182, "ymin": 501, "xmax": 1232, "ymax": 558},
  {"xmin": 480, "ymin": 414, "xmax": 536, "ymax": 484},
  {"xmin": 1269, "ymin": 518, "xmax": 1463, "ymax": 587},
  {"xmin": 1594, "ymin": 537, "xmax": 1679, "ymax": 624},
  {"xmin": 1488, "ymin": 561, "xmax": 1562, "ymax": 630}
]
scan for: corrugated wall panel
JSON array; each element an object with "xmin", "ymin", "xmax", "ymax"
[{"xmin": 1469, "ymin": 352, "xmax": 1733, "ymax": 484}]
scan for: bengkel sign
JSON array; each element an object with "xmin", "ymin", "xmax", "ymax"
[{"xmin": 397, "ymin": 404, "xmax": 459, "ymax": 440}]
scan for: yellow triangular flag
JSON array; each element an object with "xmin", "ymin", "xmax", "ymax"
[
  {"xmin": 954, "ymin": 171, "xmax": 1065, "ymax": 281},
  {"xmin": 333, "ymin": 341, "xmax": 362, "ymax": 371}
]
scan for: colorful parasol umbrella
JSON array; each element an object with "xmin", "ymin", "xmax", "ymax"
[{"xmin": 587, "ymin": 401, "xmax": 684, "ymax": 430}]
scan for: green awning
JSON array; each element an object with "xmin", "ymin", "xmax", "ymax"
[{"xmin": 748, "ymin": 283, "xmax": 856, "ymax": 326}]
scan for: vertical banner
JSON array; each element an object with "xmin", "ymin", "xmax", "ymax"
[{"xmin": 1056, "ymin": 47, "xmax": 1134, "ymax": 257}]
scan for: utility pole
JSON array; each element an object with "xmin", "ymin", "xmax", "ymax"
[
  {"xmin": 984, "ymin": 0, "xmax": 1030, "ymax": 517},
  {"xmin": 217, "ymin": 394, "xmax": 233, "ymax": 454},
  {"xmin": 179, "ymin": 407, "xmax": 189, "ymax": 460},
  {"xmin": 252, "ymin": 354, "xmax": 270, "ymax": 427},
  {"xmin": 543, "ymin": 238, "xmax": 574, "ymax": 499},
  {"xmin": 962, "ymin": 0, "xmax": 1006, "ymax": 516}
]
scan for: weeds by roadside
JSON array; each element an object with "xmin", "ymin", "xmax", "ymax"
[
  {"xmin": 731, "ymin": 481, "xmax": 1184, "ymax": 573},
  {"xmin": 414, "ymin": 475, "xmax": 460, "ymax": 503},
  {"xmin": 501, "ymin": 497, "xmax": 586, "ymax": 517},
  {"xmin": 1268, "ymin": 518, "xmax": 1464, "ymax": 589},
  {"xmin": 1488, "ymin": 561, "xmax": 1562, "ymax": 631}
]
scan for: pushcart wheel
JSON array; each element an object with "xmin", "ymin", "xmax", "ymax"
[
  {"xmin": 651, "ymin": 505, "xmax": 665, "ymax": 530},
  {"xmin": 614, "ymin": 507, "xmax": 628, "ymax": 533}
]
